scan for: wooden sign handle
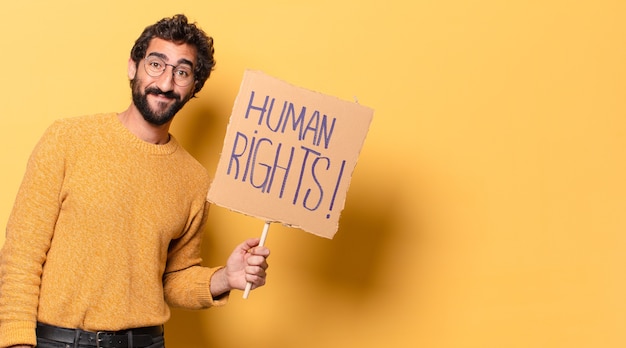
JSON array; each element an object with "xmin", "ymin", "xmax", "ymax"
[{"xmin": 243, "ymin": 221, "xmax": 271, "ymax": 299}]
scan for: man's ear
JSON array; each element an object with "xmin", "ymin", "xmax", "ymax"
[{"xmin": 128, "ymin": 58, "xmax": 137, "ymax": 80}]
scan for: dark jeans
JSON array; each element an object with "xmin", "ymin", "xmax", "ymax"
[{"xmin": 36, "ymin": 335, "xmax": 165, "ymax": 348}]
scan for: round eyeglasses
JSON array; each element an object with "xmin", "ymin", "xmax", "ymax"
[{"xmin": 143, "ymin": 56, "xmax": 195, "ymax": 87}]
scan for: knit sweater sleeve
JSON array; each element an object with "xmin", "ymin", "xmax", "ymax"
[
  {"xmin": 0, "ymin": 122, "xmax": 67, "ymax": 347},
  {"xmin": 162, "ymin": 201, "xmax": 229, "ymax": 309}
]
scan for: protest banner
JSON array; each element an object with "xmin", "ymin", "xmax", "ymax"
[
  {"xmin": 208, "ymin": 69, "xmax": 372, "ymax": 237},
  {"xmin": 207, "ymin": 70, "xmax": 373, "ymax": 296}
]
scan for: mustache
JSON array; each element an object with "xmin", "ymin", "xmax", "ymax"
[{"xmin": 145, "ymin": 86, "xmax": 181, "ymax": 101}]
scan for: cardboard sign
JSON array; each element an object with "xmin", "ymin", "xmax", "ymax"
[{"xmin": 207, "ymin": 70, "xmax": 373, "ymax": 239}]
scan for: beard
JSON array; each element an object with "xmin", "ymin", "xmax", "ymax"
[{"xmin": 131, "ymin": 78, "xmax": 190, "ymax": 126}]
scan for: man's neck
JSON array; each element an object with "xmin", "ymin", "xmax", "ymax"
[{"xmin": 117, "ymin": 105, "xmax": 171, "ymax": 145}]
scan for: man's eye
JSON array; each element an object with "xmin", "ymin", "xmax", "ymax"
[
  {"xmin": 175, "ymin": 69, "xmax": 191, "ymax": 78},
  {"xmin": 150, "ymin": 61, "xmax": 163, "ymax": 69}
]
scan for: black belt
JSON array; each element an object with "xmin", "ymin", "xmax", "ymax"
[{"xmin": 37, "ymin": 322, "xmax": 163, "ymax": 348}]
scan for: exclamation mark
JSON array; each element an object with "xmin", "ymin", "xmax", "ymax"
[{"xmin": 326, "ymin": 160, "xmax": 346, "ymax": 219}]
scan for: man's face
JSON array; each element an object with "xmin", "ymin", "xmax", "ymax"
[{"xmin": 129, "ymin": 38, "xmax": 197, "ymax": 126}]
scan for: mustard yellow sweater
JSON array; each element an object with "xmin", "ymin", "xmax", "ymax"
[{"xmin": 0, "ymin": 113, "xmax": 227, "ymax": 347}]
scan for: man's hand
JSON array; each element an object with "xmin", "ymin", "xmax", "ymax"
[{"xmin": 210, "ymin": 238, "xmax": 270, "ymax": 297}]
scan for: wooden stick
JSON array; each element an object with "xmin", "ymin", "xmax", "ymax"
[{"xmin": 243, "ymin": 221, "xmax": 270, "ymax": 299}]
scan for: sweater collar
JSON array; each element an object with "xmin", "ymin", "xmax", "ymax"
[{"xmin": 108, "ymin": 113, "xmax": 179, "ymax": 156}]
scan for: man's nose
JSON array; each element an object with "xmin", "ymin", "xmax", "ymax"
[{"xmin": 155, "ymin": 66, "xmax": 175, "ymax": 92}]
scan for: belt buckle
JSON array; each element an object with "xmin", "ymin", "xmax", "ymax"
[{"xmin": 95, "ymin": 331, "xmax": 110, "ymax": 348}]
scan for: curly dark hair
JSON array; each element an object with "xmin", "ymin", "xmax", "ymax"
[{"xmin": 130, "ymin": 14, "xmax": 215, "ymax": 97}]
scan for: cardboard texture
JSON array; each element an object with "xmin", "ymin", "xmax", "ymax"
[{"xmin": 208, "ymin": 70, "xmax": 373, "ymax": 238}]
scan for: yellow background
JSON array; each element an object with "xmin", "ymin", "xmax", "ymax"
[{"xmin": 1, "ymin": 1, "xmax": 625, "ymax": 347}]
